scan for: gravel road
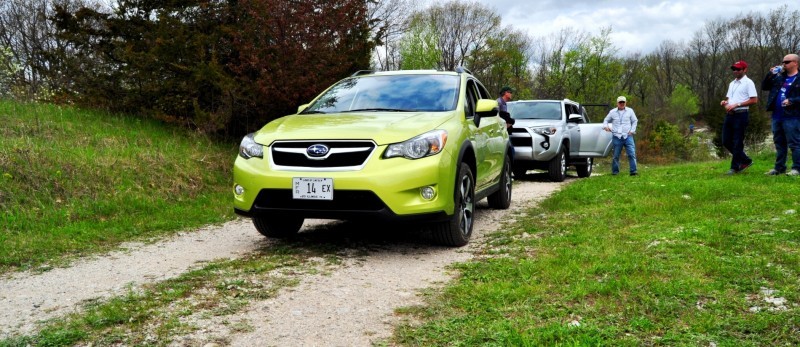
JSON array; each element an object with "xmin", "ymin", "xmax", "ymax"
[{"xmin": 0, "ymin": 175, "xmax": 567, "ymax": 345}]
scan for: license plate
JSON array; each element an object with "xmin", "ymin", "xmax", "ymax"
[{"xmin": 292, "ymin": 177, "xmax": 333, "ymax": 200}]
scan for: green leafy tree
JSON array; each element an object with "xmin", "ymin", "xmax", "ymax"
[
  {"xmin": 668, "ymin": 84, "xmax": 700, "ymax": 122},
  {"xmin": 563, "ymin": 28, "xmax": 623, "ymax": 104},
  {"xmin": 467, "ymin": 28, "xmax": 533, "ymax": 98},
  {"xmin": 398, "ymin": 18, "xmax": 439, "ymax": 70}
]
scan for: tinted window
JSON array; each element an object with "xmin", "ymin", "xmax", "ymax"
[
  {"xmin": 304, "ymin": 74, "xmax": 460, "ymax": 113},
  {"xmin": 507, "ymin": 102, "xmax": 562, "ymax": 120}
]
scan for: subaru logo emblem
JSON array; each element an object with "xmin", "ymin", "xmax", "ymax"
[{"xmin": 307, "ymin": 144, "xmax": 329, "ymax": 157}]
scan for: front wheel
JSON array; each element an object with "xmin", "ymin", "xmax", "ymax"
[
  {"xmin": 576, "ymin": 157, "xmax": 593, "ymax": 178},
  {"xmin": 548, "ymin": 148, "xmax": 566, "ymax": 182},
  {"xmin": 430, "ymin": 162, "xmax": 475, "ymax": 247},
  {"xmin": 253, "ymin": 215, "xmax": 304, "ymax": 238},
  {"xmin": 488, "ymin": 155, "xmax": 512, "ymax": 209}
]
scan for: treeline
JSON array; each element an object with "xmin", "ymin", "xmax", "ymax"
[
  {"xmin": 0, "ymin": 0, "xmax": 373, "ymax": 136},
  {"xmin": 1, "ymin": 0, "xmax": 799, "ymax": 153}
]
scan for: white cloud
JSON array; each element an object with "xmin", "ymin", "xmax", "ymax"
[{"xmin": 430, "ymin": 0, "xmax": 794, "ymax": 54}]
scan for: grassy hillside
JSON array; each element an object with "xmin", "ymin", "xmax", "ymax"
[{"xmin": 0, "ymin": 101, "xmax": 236, "ymax": 273}]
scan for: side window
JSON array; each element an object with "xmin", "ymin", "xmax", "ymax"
[
  {"xmin": 465, "ymin": 80, "xmax": 477, "ymax": 119},
  {"xmin": 581, "ymin": 106, "xmax": 591, "ymax": 123},
  {"xmin": 475, "ymin": 80, "xmax": 491, "ymax": 99}
]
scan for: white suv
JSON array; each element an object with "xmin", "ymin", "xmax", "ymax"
[{"xmin": 508, "ymin": 99, "xmax": 613, "ymax": 182}]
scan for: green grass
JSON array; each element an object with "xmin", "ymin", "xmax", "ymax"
[
  {"xmin": 393, "ymin": 158, "xmax": 800, "ymax": 346},
  {"xmin": 2, "ymin": 100, "xmax": 799, "ymax": 345},
  {"xmin": 0, "ymin": 100, "xmax": 236, "ymax": 273}
]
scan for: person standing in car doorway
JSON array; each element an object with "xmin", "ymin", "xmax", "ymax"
[
  {"xmin": 603, "ymin": 96, "xmax": 638, "ymax": 176},
  {"xmin": 720, "ymin": 60, "xmax": 758, "ymax": 175},
  {"xmin": 497, "ymin": 86, "xmax": 516, "ymax": 133}
]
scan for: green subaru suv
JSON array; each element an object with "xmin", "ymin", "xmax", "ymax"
[{"xmin": 233, "ymin": 68, "xmax": 513, "ymax": 246}]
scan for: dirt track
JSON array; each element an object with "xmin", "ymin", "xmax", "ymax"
[{"xmin": 0, "ymin": 174, "xmax": 567, "ymax": 345}]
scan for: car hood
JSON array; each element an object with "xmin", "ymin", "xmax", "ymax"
[
  {"xmin": 254, "ymin": 112, "xmax": 454, "ymax": 145},
  {"xmin": 512, "ymin": 119, "xmax": 563, "ymax": 128}
]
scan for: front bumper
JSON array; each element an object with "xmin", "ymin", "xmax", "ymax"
[
  {"xmin": 232, "ymin": 146, "xmax": 457, "ymax": 221},
  {"xmin": 509, "ymin": 128, "xmax": 560, "ymax": 162}
]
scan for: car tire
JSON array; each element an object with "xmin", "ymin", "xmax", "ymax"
[
  {"xmin": 431, "ymin": 162, "xmax": 475, "ymax": 247},
  {"xmin": 576, "ymin": 157, "xmax": 593, "ymax": 178},
  {"xmin": 252, "ymin": 215, "xmax": 304, "ymax": 238},
  {"xmin": 488, "ymin": 155, "xmax": 512, "ymax": 209},
  {"xmin": 548, "ymin": 147, "xmax": 566, "ymax": 182}
]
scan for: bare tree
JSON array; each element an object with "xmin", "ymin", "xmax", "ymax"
[
  {"xmin": 368, "ymin": 0, "xmax": 419, "ymax": 71},
  {"xmin": 409, "ymin": 0, "xmax": 500, "ymax": 71},
  {"xmin": 0, "ymin": 0, "xmax": 102, "ymax": 99}
]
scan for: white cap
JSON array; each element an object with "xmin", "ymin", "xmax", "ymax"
[{"xmin": 617, "ymin": 96, "xmax": 627, "ymax": 103}]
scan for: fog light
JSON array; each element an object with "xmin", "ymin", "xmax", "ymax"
[
  {"xmin": 234, "ymin": 185, "xmax": 245, "ymax": 196},
  {"xmin": 540, "ymin": 141, "xmax": 550, "ymax": 149},
  {"xmin": 420, "ymin": 186, "xmax": 436, "ymax": 200}
]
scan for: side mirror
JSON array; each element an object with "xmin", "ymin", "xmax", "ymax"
[
  {"xmin": 297, "ymin": 104, "xmax": 309, "ymax": 114},
  {"xmin": 474, "ymin": 99, "xmax": 499, "ymax": 126},
  {"xmin": 568, "ymin": 114, "xmax": 583, "ymax": 123}
]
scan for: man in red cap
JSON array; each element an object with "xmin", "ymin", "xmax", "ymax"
[{"xmin": 720, "ymin": 60, "xmax": 758, "ymax": 175}]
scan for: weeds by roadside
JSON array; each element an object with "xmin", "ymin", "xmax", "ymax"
[{"xmin": 0, "ymin": 101, "xmax": 235, "ymax": 273}]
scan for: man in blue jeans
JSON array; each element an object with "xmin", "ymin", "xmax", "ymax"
[
  {"xmin": 603, "ymin": 96, "xmax": 638, "ymax": 176},
  {"xmin": 721, "ymin": 60, "xmax": 758, "ymax": 175},
  {"xmin": 762, "ymin": 53, "xmax": 800, "ymax": 176}
]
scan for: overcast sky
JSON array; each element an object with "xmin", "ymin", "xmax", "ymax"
[{"xmin": 431, "ymin": 0, "xmax": 791, "ymax": 55}]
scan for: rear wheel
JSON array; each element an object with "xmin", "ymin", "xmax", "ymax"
[
  {"xmin": 253, "ymin": 215, "xmax": 304, "ymax": 238},
  {"xmin": 431, "ymin": 163, "xmax": 475, "ymax": 247},
  {"xmin": 576, "ymin": 157, "xmax": 593, "ymax": 178},
  {"xmin": 488, "ymin": 155, "xmax": 512, "ymax": 209},
  {"xmin": 548, "ymin": 148, "xmax": 566, "ymax": 182}
]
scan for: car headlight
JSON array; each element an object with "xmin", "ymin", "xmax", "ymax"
[
  {"xmin": 239, "ymin": 133, "xmax": 264, "ymax": 159},
  {"xmin": 531, "ymin": 127, "xmax": 557, "ymax": 136},
  {"xmin": 384, "ymin": 130, "xmax": 448, "ymax": 159}
]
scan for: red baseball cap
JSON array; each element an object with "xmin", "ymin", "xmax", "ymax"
[{"xmin": 731, "ymin": 60, "xmax": 748, "ymax": 69}]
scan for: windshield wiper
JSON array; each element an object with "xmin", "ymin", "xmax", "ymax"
[{"xmin": 300, "ymin": 110, "xmax": 327, "ymax": 114}]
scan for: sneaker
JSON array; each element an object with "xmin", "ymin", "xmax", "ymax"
[
  {"xmin": 725, "ymin": 169, "xmax": 738, "ymax": 175},
  {"xmin": 630, "ymin": 172, "xmax": 638, "ymax": 176},
  {"xmin": 739, "ymin": 161, "xmax": 753, "ymax": 172},
  {"xmin": 765, "ymin": 169, "xmax": 784, "ymax": 175},
  {"xmin": 788, "ymin": 169, "xmax": 800, "ymax": 176}
]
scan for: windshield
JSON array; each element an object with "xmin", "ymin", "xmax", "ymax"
[
  {"xmin": 508, "ymin": 101, "xmax": 561, "ymax": 120},
  {"xmin": 303, "ymin": 74, "xmax": 460, "ymax": 113}
]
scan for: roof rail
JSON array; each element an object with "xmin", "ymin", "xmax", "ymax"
[
  {"xmin": 351, "ymin": 70, "xmax": 373, "ymax": 77},
  {"xmin": 455, "ymin": 66, "xmax": 473, "ymax": 75}
]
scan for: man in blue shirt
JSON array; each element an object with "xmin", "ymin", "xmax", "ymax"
[{"xmin": 762, "ymin": 53, "xmax": 800, "ymax": 175}]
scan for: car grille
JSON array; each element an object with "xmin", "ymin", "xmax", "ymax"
[
  {"xmin": 270, "ymin": 140, "xmax": 376, "ymax": 170},
  {"xmin": 253, "ymin": 189, "xmax": 386, "ymax": 212},
  {"xmin": 510, "ymin": 133, "xmax": 532, "ymax": 147}
]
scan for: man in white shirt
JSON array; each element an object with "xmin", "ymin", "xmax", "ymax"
[
  {"xmin": 603, "ymin": 96, "xmax": 638, "ymax": 176},
  {"xmin": 720, "ymin": 60, "xmax": 758, "ymax": 175}
]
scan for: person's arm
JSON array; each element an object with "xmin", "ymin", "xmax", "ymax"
[
  {"xmin": 602, "ymin": 111, "xmax": 613, "ymax": 131},
  {"xmin": 761, "ymin": 71, "xmax": 776, "ymax": 91},
  {"xmin": 736, "ymin": 96, "xmax": 758, "ymax": 108},
  {"xmin": 629, "ymin": 109, "xmax": 638, "ymax": 134}
]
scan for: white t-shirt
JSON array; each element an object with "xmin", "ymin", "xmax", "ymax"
[{"xmin": 726, "ymin": 75, "xmax": 757, "ymax": 109}]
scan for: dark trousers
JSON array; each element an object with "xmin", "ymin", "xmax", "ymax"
[{"xmin": 722, "ymin": 111, "xmax": 751, "ymax": 170}]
